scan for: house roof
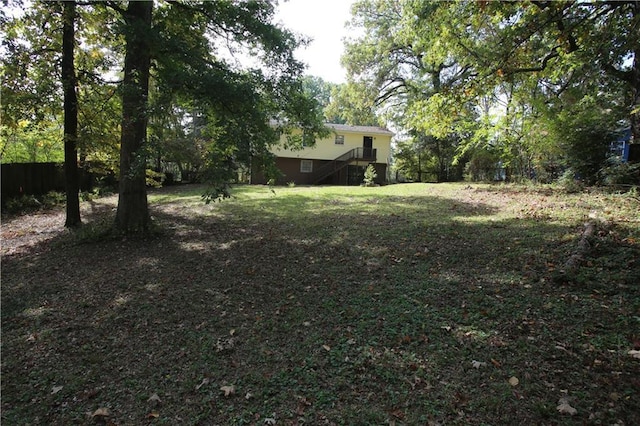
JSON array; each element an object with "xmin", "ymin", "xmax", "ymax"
[
  {"xmin": 327, "ymin": 123, "xmax": 394, "ymax": 136},
  {"xmin": 269, "ymin": 119, "xmax": 394, "ymax": 137}
]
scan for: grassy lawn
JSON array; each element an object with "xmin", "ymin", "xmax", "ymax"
[{"xmin": 2, "ymin": 183, "xmax": 639, "ymax": 425}]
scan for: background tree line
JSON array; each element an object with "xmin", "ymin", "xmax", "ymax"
[{"xmin": 340, "ymin": 0, "xmax": 639, "ymax": 184}]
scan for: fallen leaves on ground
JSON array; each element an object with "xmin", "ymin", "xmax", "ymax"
[
  {"xmin": 195, "ymin": 378, "xmax": 210, "ymax": 391},
  {"xmin": 471, "ymin": 360, "xmax": 487, "ymax": 369},
  {"xmin": 91, "ymin": 407, "xmax": 110, "ymax": 418},
  {"xmin": 628, "ymin": 350, "xmax": 640, "ymax": 359},
  {"xmin": 2, "ymin": 184, "xmax": 639, "ymax": 424},
  {"xmin": 220, "ymin": 385, "xmax": 235, "ymax": 397},
  {"xmin": 557, "ymin": 398, "xmax": 578, "ymax": 415}
]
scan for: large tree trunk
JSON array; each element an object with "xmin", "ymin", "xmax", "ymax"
[
  {"xmin": 62, "ymin": 0, "xmax": 81, "ymax": 228},
  {"xmin": 115, "ymin": 0, "xmax": 153, "ymax": 233}
]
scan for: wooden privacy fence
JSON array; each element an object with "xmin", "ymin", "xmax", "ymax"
[
  {"xmin": 1, "ymin": 162, "xmax": 94, "ymax": 204},
  {"xmin": 629, "ymin": 144, "xmax": 640, "ymax": 162}
]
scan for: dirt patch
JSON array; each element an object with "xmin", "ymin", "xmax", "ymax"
[{"xmin": 1, "ymin": 194, "xmax": 118, "ymax": 256}]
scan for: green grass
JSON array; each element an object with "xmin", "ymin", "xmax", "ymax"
[{"xmin": 2, "ymin": 183, "xmax": 639, "ymax": 425}]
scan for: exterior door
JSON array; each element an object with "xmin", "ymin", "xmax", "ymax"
[{"xmin": 363, "ymin": 136, "xmax": 373, "ymax": 158}]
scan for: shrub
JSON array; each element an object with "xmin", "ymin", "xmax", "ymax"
[
  {"xmin": 562, "ymin": 126, "xmax": 613, "ymax": 185},
  {"xmin": 465, "ymin": 149, "xmax": 500, "ymax": 182},
  {"xmin": 363, "ymin": 164, "xmax": 378, "ymax": 186},
  {"xmin": 3, "ymin": 191, "xmax": 66, "ymax": 215},
  {"xmin": 557, "ymin": 169, "xmax": 584, "ymax": 194},
  {"xmin": 145, "ymin": 169, "xmax": 165, "ymax": 188},
  {"xmin": 41, "ymin": 191, "xmax": 66, "ymax": 206},
  {"xmin": 599, "ymin": 157, "xmax": 640, "ymax": 187}
]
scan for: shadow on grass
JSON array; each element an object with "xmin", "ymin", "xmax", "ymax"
[{"xmin": 2, "ymin": 185, "xmax": 639, "ymax": 424}]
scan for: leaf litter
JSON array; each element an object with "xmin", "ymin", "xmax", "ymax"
[{"xmin": 2, "ymin": 184, "xmax": 639, "ymax": 424}]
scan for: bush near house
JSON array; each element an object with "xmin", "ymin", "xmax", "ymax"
[{"xmin": 362, "ymin": 163, "xmax": 377, "ymax": 186}]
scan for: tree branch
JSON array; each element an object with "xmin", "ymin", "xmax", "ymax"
[
  {"xmin": 603, "ymin": 63, "xmax": 635, "ymax": 85},
  {"xmin": 504, "ymin": 47, "xmax": 561, "ymax": 75},
  {"xmin": 375, "ymin": 78, "xmax": 407, "ymax": 105},
  {"xmin": 104, "ymin": 1, "xmax": 126, "ymax": 16}
]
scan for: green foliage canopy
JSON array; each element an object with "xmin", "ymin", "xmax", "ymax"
[{"xmin": 344, "ymin": 0, "xmax": 639, "ymax": 183}]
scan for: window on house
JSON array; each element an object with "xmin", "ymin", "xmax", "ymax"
[
  {"xmin": 300, "ymin": 159, "xmax": 313, "ymax": 173},
  {"xmin": 335, "ymin": 135, "xmax": 344, "ymax": 145}
]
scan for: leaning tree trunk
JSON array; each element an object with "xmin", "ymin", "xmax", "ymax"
[
  {"xmin": 62, "ymin": 0, "xmax": 81, "ymax": 228},
  {"xmin": 115, "ymin": 0, "xmax": 153, "ymax": 233}
]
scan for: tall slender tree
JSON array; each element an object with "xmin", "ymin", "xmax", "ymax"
[{"xmin": 62, "ymin": 0, "xmax": 81, "ymax": 227}]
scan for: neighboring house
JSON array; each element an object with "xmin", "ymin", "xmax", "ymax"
[
  {"xmin": 251, "ymin": 123, "xmax": 394, "ymax": 185},
  {"xmin": 611, "ymin": 127, "xmax": 632, "ymax": 161}
]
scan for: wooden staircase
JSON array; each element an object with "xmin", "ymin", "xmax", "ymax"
[{"xmin": 309, "ymin": 147, "xmax": 377, "ymax": 184}]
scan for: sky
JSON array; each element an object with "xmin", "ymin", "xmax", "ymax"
[{"xmin": 274, "ymin": 0, "xmax": 359, "ymax": 83}]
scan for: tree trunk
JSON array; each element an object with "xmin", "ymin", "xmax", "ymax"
[
  {"xmin": 631, "ymin": 46, "xmax": 639, "ymax": 144},
  {"xmin": 115, "ymin": 0, "xmax": 153, "ymax": 233},
  {"xmin": 62, "ymin": 0, "xmax": 81, "ymax": 228}
]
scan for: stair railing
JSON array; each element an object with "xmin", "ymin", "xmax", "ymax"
[{"xmin": 309, "ymin": 148, "xmax": 377, "ymax": 183}]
